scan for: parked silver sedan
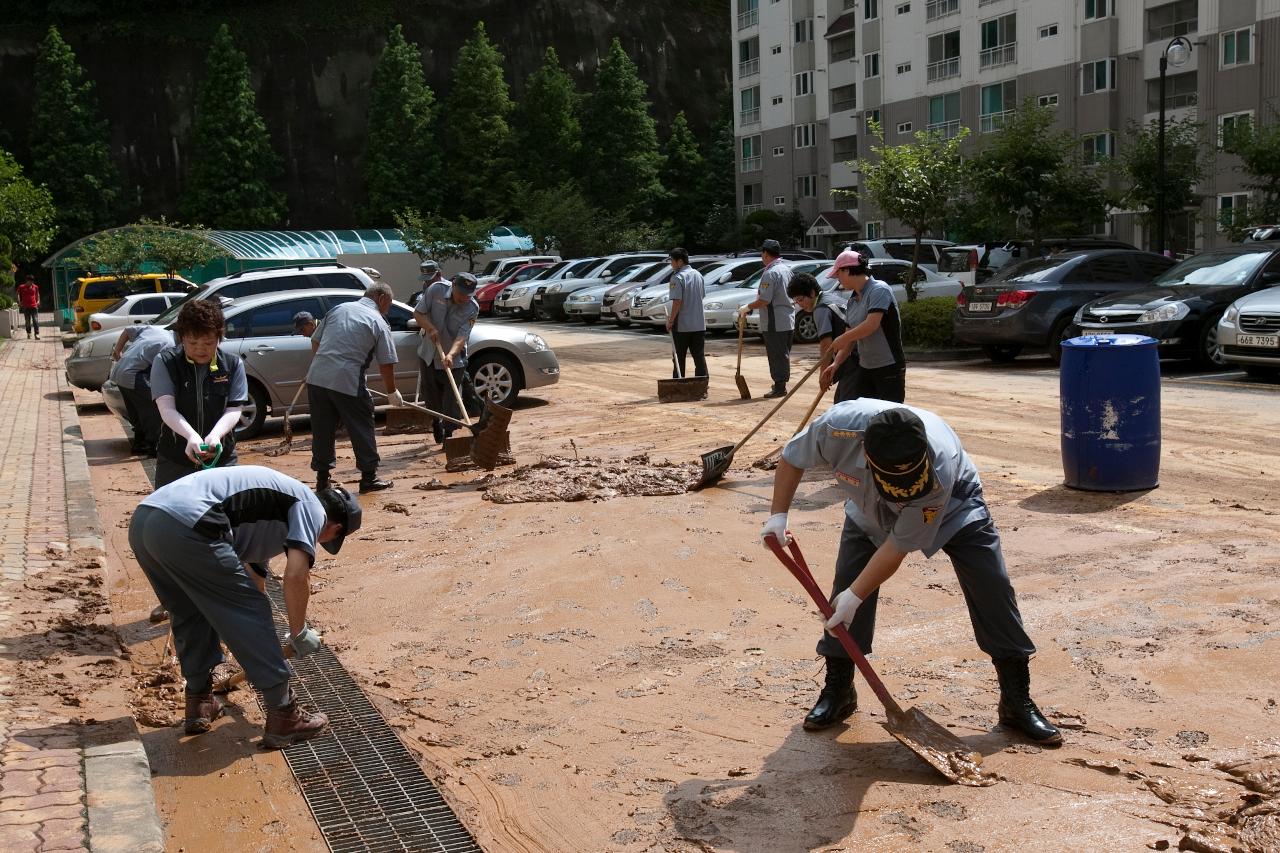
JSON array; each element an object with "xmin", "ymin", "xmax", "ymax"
[
  {"xmin": 563, "ymin": 261, "xmax": 667, "ymax": 323},
  {"xmin": 98, "ymin": 289, "xmax": 561, "ymax": 438},
  {"xmin": 1219, "ymin": 286, "xmax": 1280, "ymax": 378}
]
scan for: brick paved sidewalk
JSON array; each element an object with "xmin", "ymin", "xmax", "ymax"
[{"xmin": 0, "ymin": 336, "xmax": 161, "ymax": 853}]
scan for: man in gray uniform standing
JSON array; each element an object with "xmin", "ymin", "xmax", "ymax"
[
  {"xmin": 414, "ymin": 272, "xmax": 482, "ymax": 443},
  {"xmin": 739, "ymin": 239, "xmax": 794, "ymax": 398},
  {"xmin": 666, "ymin": 248, "xmax": 707, "ymax": 380},
  {"xmin": 761, "ymin": 400, "xmax": 1061, "ymax": 745},
  {"xmin": 129, "ymin": 465, "xmax": 362, "ymax": 747},
  {"xmin": 307, "ymin": 283, "xmax": 403, "ymax": 493},
  {"xmin": 110, "ymin": 325, "xmax": 175, "ymax": 456}
]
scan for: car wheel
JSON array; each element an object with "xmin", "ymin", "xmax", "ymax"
[
  {"xmin": 794, "ymin": 311, "xmax": 818, "ymax": 344},
  {"xmin": 982, "ymin": 344, "xmax": 1023, "ymax": 363},
  {"xmin": 236, "ymin": 380, "xmax": 270, "ymax": 440},
  {"xmin": 530, "ymin": 303, "xmax": 545, "ymax": 321},
  {"xmin": 470, "ymin": 352, "xmax": 521, "ymax": 408},
  {"xmin": 1197, "ymin": 316, "xmax": 1227, "ymax": 368},
  {"xmin": 1047, "ymin": 316, "xmax": 1075, "ymax": 366},
  {"xmin": 582, "ymin": 316, "xmax": 599, "ymax": 325}
]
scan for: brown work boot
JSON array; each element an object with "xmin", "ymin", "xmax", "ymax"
[
  {"xmin": 184, "ymin": 691, "xmax": 225, "ymax": 734},
  {"xmin": 262, "ymin": 701, "xmax": 329, "ymax": 749},
  {"xmin": 149, "ymin": 603, "xmax": 169, "ymax": 623}
]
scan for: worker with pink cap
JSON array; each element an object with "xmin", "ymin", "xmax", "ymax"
[{"xmin": 820, "ymin": 248, "xmax": 906, "ymax": 403}]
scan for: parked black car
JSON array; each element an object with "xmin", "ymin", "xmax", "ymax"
[
  {"xmin": 1070, "ymin": 244, "xmax": 1280, "ymax": 367},
  {"xmin": 953, "ymin": 249, "xmax": 1175, "ymax": 364}
]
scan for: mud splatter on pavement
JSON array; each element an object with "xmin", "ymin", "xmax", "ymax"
[{"xmin": 482, "ymin": 454, "xmax": 698, "ymax": 503}]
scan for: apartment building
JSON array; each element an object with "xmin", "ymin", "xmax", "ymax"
[{"xmin": 732, "ymin": 0, "xmax": 1280, "ymax": 255}]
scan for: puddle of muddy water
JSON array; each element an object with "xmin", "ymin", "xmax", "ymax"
[{"xmin": 482, "ymin": 455, "xmax": 699, "ymax": 504}]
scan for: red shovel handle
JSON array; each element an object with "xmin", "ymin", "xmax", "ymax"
[{"xmin": 764, "ymin": 534, "xmax": 900, "ymax": 713}]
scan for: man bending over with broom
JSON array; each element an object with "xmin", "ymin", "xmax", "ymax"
[{"xmin": 761, "ymin": 400, "xmax": 1061, "ymax": 745}]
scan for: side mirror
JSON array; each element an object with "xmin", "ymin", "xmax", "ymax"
[{"xmin": 406, "ymin": 318, "xmax": 420, "ymax": 330}]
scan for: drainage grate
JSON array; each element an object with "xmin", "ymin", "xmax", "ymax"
[{"xmin": 263, "ymin": 579, "xmax": 483, "ymax": 853}]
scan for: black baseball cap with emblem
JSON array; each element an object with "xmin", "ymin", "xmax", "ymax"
[
  {"xmin": 864, "ymin": 408, "xmax": 937, "ymax": 502},
  {"xmin": 317, "ymin": 485, "xmax": 362, "ymax": 554}
]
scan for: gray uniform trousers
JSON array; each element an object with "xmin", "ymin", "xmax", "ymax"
[
  {"xmin": 817, "ymin": 484, "xmax": 1036, "ymax": 662},
  {"xmin": 417, "ymin": 357, "xmax": 482, "ymax": 437},
  {"xmin": 308, "ymin": 382, "xmax": 379, "ymax": 476},
  {"xmin": 128, "ymin": 505, "xmax": 289, "ymax": 697},
  {"xmin": 761, "ymin": 330, "xmax": 792, "ymax": 391}
]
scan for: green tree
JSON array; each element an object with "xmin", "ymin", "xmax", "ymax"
[
  {"xmin": 859, "ymin": 121, "xmax": 969, "ymax": 299},
  {"xmin": 696, "ymin": 104, "xmax": 739, "ymax": 251},
  {"xmin": 362, "ymin": 25, "xmax": 441, "ymax": 223},
  {"xmin": 0, "ymin": 148, "xmax": 57, "ymax": 264},
  {"xmin": 136, "ymin": 218, "xmax": 226, "ymax": 280},
  {"xmin": 182, "ymin": 24, "xmax": 286, "ymax": 229},
  {"xmin": 29, "ymin": 25, "xmax": 120, "ymax": 244},
  {"xmin": 658, "ymin": 112, "xmax": 705, "ymax": 247},
  {"xmin": 1118, "ymin": 117, "xmax": 1208, "ymax": 253},
  {"xmin": 515, "ymin": 47, "xmax": 581, "ymax": 191},
  {"xmin": 396, "ymin": 208, "xmax": 499, "ymax": 272},
  {"xmin": 580, "ymin": 38, "xmax": 662, "ymax": 217},
  {"xmin": 76, "ymin": 227, "xmax": 145, "ymax": 281},
  {"xmin": 444, "ymin": 21, "xmax": 514, "ymax": 219},
  {"xmin": 1222, "ymin": 114, "xmax": 1280, "ymax": 235},
  {"xmin": 515, "ymin": 181, "xmax": 614, "ymax": 257}
]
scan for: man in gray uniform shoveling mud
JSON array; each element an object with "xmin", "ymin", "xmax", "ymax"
[{"xmin": 762, "ymin": 401, "xmax": 1061, "ymax": 745}]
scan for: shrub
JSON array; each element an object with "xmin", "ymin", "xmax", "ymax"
[{"xmin": 899, "ymin": 296, "xmax": 957, "ymax": 348}]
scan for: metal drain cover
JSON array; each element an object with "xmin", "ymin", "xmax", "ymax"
[{"xmin": 264, "ymin": 579, "xmax": 482, "ymax": 853}]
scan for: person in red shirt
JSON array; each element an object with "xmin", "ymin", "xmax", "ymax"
[{"xmin": 17, "ymin": 275, "xmax": 41, "ymax": 339}]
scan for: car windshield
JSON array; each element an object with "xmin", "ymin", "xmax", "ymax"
[
  {"xmin": 565, "ymin": 259, "xmax": 599, "ymax": 278},
  {"xmin": 151, "ymin": 285, "xmax": 208, "ymax": 325},
  {"xmin": 996, "ymin": 257, "xmax": 1071, "ymax": 284},
  {"xmin": 612, "ymin": 264, "xmax": 650, "ymax": 282},
  {"xmin": 532, "ymin": 261, "xmax": 569, "ymax": 280},
  {"xmin": 1154, "ymin": 249, "xmax": 1271, "ymax": 287},
  {"xmin": 480, "ymin": 259, "xmax": 502, "ymax": 276}
]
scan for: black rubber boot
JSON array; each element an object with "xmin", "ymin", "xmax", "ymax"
[
  {"xmin": 993, "ymin": 657, "xmax": 1062, "ymax": 745},
  {"xmin": 803, "ymin": 656, "xmax": 857, "ymax": 730},
  {"xmin": 359, "ymin": 475, "xmax": 393, "ymax": 493}
]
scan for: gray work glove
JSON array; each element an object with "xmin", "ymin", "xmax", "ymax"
[{"xmin": 288, "ymin": 625, "xmax": 322, "ymax": 657}]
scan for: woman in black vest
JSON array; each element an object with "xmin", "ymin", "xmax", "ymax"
[{"xmin": 788, "ymin": 272, "xmax": 860, "ymax": 402}]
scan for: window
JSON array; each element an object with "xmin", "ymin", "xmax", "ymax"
[
  {"xmin": 743, "ymin": 183, "xmax": 763, "ymax": 214},
  {"xmin": 1039, "ymin": 24, "xmax": 1058, "ymax": 39},
  {"xmin": 795, "ymin": 18, "xmax": 814, "ymax": 43},
  {"xmin": 865, "ymin": 0, "xmax": 879, "ymax": 20},
  {"xmin": 132, "ymin": 297, "xmax": 166, "ymax": 315},
  {"xmin": 796, "ymin": 175, "xmax": 818, "ymax": 198},
  {"xmin": 1218, "ymin": 111, "xmax": 1253, "ymax": 147},
  {"xmin": 927, "ymin": 30, "xmax": 961, "ymax": 81},
  {"xmin": 774, "ymin": 195, "xmax": 787, "ymax": 206},
  {"xmin": 865, "ymin": 109, "xmax": 881, "ymax": 132},
  {"xmin": 980, "ymin": 80, "xmax": 1016, "ymax": 132},
  {"xmin": 772, "ymin": 145, "xmax": 786, "ymax": 156},
  {"xmin": 795, "ymin": 71, "xmax": 814, "ymax": 96},
  {"xmin": 896, "ymin": 121, "xmax": 913, "ymax": 134},
  {"xmin": 926, "ymin": 0, "xmax": 958, "ymax": 20},
  {"xmin": 1080, "ymin": 58, "xmax": 1116, "ymax": 94},
  {"xmin": 1080, "ymin": 255, "xmax": 1135, "ymax": 284},
  {"xmin": 830, "ymin": 33, "xmax": 857, "ymax": 63},
  {"xmin": 771, "ymin": 44, "xmax": 782, "ymax": 55},
  {"xmin": 1037, "ymin": 93, "xmax": 1059, "ymax": 107},
  {"xmin": 1222, "ymin": 27, "xmax": 1253, "ymax": 67},
  {"xmin": 980, "ymin": 13, "xmax": 1017, "ymax": 69},
  {"xmin": 741, "ymin": 135, "xmax": 762, "ymax": 172},
  {"xmin": 772, "ymin": 96, "xmax": 784, "ymax": 105},
  {"xmin": 738, "ymin": 37, "xmax": 760, "ymax": 77},
  {"xmin": 833, "ymin": 189, "xmax": 858, "ymax": 210},
  {"xmin": 1134, "ymin": 255, "xmax": 1175, "ymax": 278},
  {"xmin": 312, "ymin": 273, "xmax": 363, "ymax": 290},
  {"xmin": 864, "ymin": 221, "xmax": 883, "ymax": 240},
  {"xmin": 1084, "ymin": 0, "xmax": 1109, "ymax": 21},
  {"xmin": 1081, "ymin": 132, "xmax": 1114, "ymax": 165},
  {"xmin": 1218, "ymin": 193, "xmax": 1249, "ymax": 232},
  {"xmin": 738, "ymin": 0, "xmax": 759, "ymax": 29},
  {"xmin": 1147, "ymin": 71, "xmax": 1196, "ymax": 111},
  {"xmin": 740, "ymin": 86, "xmax": 761, "ymax": 125},
  {"xmin": 228, "ymin": 297, "xmax": 327, "ymax": 339},
  {"xmin": 896, "ymin": 61, "xmax": 912, "ymax": 75},
  {"xmin": 928, "ymin": 92, "xmax": 961, "ymax": 137},
  {"xmin": 795, "ymin": 123, "xmax": 817, "ymax": 148},
  {"xmin": 831, "ymin": 84, "xmax": 857, "ymax": 112},
  {"xmin": 865, "ymin": 52, "xmax": 880, "ymax": 78},
  {"xmin": 896, "ymin": 2, "xmax": 910, "ymax": 13},
  {"xmin": 1146, "ymin": 1, "xmax": 1196, "ymax": 42},
  {"xmin": 833, "ymin": 135, "xmax": 858, "ymax": 160}
]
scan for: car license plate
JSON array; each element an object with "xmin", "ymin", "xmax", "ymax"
[
  {"xmin": 968, "ymin": 302, "xmax": 993, "ymax": 313},
  {"xmin": 1238, "ymin": 333, "xmax": 1280, "ymax": 348}
]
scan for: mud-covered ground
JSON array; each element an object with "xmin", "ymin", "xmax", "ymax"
[{"xmin": 79, "ymin": 323, "xmax": 1280, "ymax": 852}]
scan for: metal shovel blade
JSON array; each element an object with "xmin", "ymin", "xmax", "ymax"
[
  {"xmin": 735, "ymin": 372, "xmax": 751, "ymax": 400},
  {"xmin": 884, "ymin": 706, "xmax": 998, "ymax": 787},
  {"xmin": 693, "ymin": 444, "xmax": 736, "ymax": 490}
]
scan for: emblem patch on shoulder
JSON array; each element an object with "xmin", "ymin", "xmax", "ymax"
[
  {"xmin": 835, "ymin": 471, "xmax": 862, "ymax": 487},
  {"xmin": 922, "ymin": 506, "xmax": 940, "ymax": 525},
  {"xmin": 829, "ymin": 429, "xmax": 862, "ymax": 439}
]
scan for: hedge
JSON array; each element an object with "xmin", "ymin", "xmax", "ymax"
[{"xmin": 899, "ymin": 296, "xmax": 957, "ymax": 349}]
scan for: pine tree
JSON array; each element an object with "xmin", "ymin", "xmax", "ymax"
[
  {"xmin": 515, "ymin": 47, "xmax": 581, "ymax": 192},
  {"xmin": 181, "ymin": 24, "xmax": 286, "ymax": 229},
  {"xmin": 580, "ymin": 38, "xmax": 662, "ymax": 218},
  {"xmin": 29, "ymin": 26, "xmax": 120, "ymax": 244},
  {"xmin": 362, "ymin": 25, "xmax": 441, "ymax": 223},
  {"xmin": 697, "ymin": 106, "xmax": 738, "ymax": 250},
  {"xmin": 658, "ymin": 112, "xmax": 705, "ymax": 247},
  {"xmin": 443, "ymin": 21, "xmax": 514, "ymax": 219}
]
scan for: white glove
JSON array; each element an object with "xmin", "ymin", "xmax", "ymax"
[
  {"xmin": 760, "ymin": 513, "xmax": 790, "ymax": 549},
  {"xmin": 288, "ymin": 625, "xmax": 322, "ymax": 657},
  {"xmin": 183, "ymin": 434, "xmax": 207, "ymax": 464},
  {"xmin": 387, "ymin": 389, "xmax": 406, "ymax": 408},
  {"xmin": 738, "ymin": 305, "xmax": 751, "ymax": 317},
  {"xmin": 824, "ymin": 588, "xmax": 864, "ymax": 634}
]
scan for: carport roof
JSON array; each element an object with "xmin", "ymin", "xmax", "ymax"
[{"xmin": 44, "ymin": 227, "xmax": 408, "ymax": 266}]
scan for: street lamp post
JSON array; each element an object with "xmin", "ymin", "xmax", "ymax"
[{"xmin": 1156, "ymin": 36, "xmax": 1193, "ymax": 255}]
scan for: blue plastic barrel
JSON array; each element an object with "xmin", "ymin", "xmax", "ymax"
[{"xmin": 1059, "ymin": 334, "xmax": 1161, "ymax": 491}]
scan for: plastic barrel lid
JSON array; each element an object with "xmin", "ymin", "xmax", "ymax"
[{"xmin": 1061, "ymin": 334, "xmax": 1158, "ymax": 348}]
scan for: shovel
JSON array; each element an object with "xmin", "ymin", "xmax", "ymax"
[
  {"xmin": 369, "ymin": 389, "xmax": 511, "ymax": 470},
  {"xmin": 764, "ymin": 534, "xmax": 997, "ymax": 787},
  {"xmin": 691, "ymin": 357, "xmax": 823, "ymax": 490},
  {"xmin": 752, "ymin": 355, "xmax": 832, "ymax": 468},
  {"xmin": 657, "ymin": 338, "xmax": 708, "ymax": 403},
  {"xmin": 734, "ymin": 316, "xmax": 751, "ymax": 400},
  {"xmin": 266, "ymin": 383, "xmax": 307, "ymax": 457}
]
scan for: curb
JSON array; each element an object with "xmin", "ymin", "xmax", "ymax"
[
  {"xmin": 904, "ymin": 347, "xmax": 985, "ymax": 362},
  {"xmin": 58, "ymin": 370, "xmax": 166, "ymax": 852}
]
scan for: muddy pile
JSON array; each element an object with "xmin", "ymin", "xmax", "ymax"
[{"xmin": 482, "ymin": 454, "xmax": 698, "ymax": 503}]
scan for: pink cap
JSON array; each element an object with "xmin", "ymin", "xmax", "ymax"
[{"xmin": 834, "ymin": 248, "xmax": 864, "ymax": 270}]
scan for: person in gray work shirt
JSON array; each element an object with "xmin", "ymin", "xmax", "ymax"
[
  {"xmin": 787, "ymin": 271, "xmax": 860, "ymax": 402},
  {"xmin": 306, "ymin": 282, "xmax": 403, "ymax": 494},
  {"xmin": 110, "ymin": 324, "xmax": 175, "ymax": 456},
  {"xmin": 761, "ymin": 401, "xmax": 1061, "ymax": 745},
  {"xmin": 129, "ymin": 465, "xmax": 362, "ymax": 747},
  {"xmin": 739, "ymin": 239, "xmax": 794, "ymax": 398},
  {"xmin": 666, "ymin": 248, "xmax": 707, "ymax": 380},
  {"xmin": 820, "ymin": 248, "xmax": 906, "ymax": 404},
  {"xmin": 414, "ymin": 272, "xmax": 483, "ymax": 444}
]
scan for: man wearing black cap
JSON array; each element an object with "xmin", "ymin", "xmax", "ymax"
[
  {"xmin": 409, "ymin": 260, "xmax": 443, "ymax": 306},
  {"xmin": 666, "ymin": 248, "xmax": 708, "ymax": 380},
  {"xmin": 739, "ymin": 239, "xmax": 794, "ymax": 397},
  {"xmin": 762, "ymin": 400, "xmax": 1061, "ymax": 745},
  {"xmin": 128, "ymin": 465, "xmax": 362, "ymax": 747},
  {"xmin": 292, "ymin": 310, "xmax": 317, "ymax": 338},
  {"xmin": 414, "ymin": 272, "xmax": 482, "ymax": 442}
]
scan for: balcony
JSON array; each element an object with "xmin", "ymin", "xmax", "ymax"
[
  {"xmin": 737, "ymin": 9, "xmax": 758, "ymax": 29},
  {"xmin": 742, "ymin": 204, "xmax": 764, "ymax": 216},
  {"xmin": 927, "ymin": 119, "xmax": 962, "ymax": 138},
  {"xmin": 927, "ymin": 57, "xmax": 960, "ymax": 82},
  {"xmin": 739, "ymin": 108, "xmax": 760, "ymax": 126},
  {"xmin": 1148, "ymin": 20, "xmax": 1197, "ymax": 42},
  {"xmin": 738, "ymin": 58, "xmax": 759, "ymax": 78},
  {"xmin": 925, "ymin": 0, "xmax": 959, "ymax": 21},
  {"xmin": 980, "ymin": 43, "xmax": 1016, "ymax": 69},
  {"xmin": 979, "ymin": 110, "xmax": 1013, "ymax": 133},
  {"xmin": 831, "ymin": 96, "xmax": 858, "ymax": 113},
  {"xmin": 741, "ymin": 156, "xmax": 762, "ymax": 173}
]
